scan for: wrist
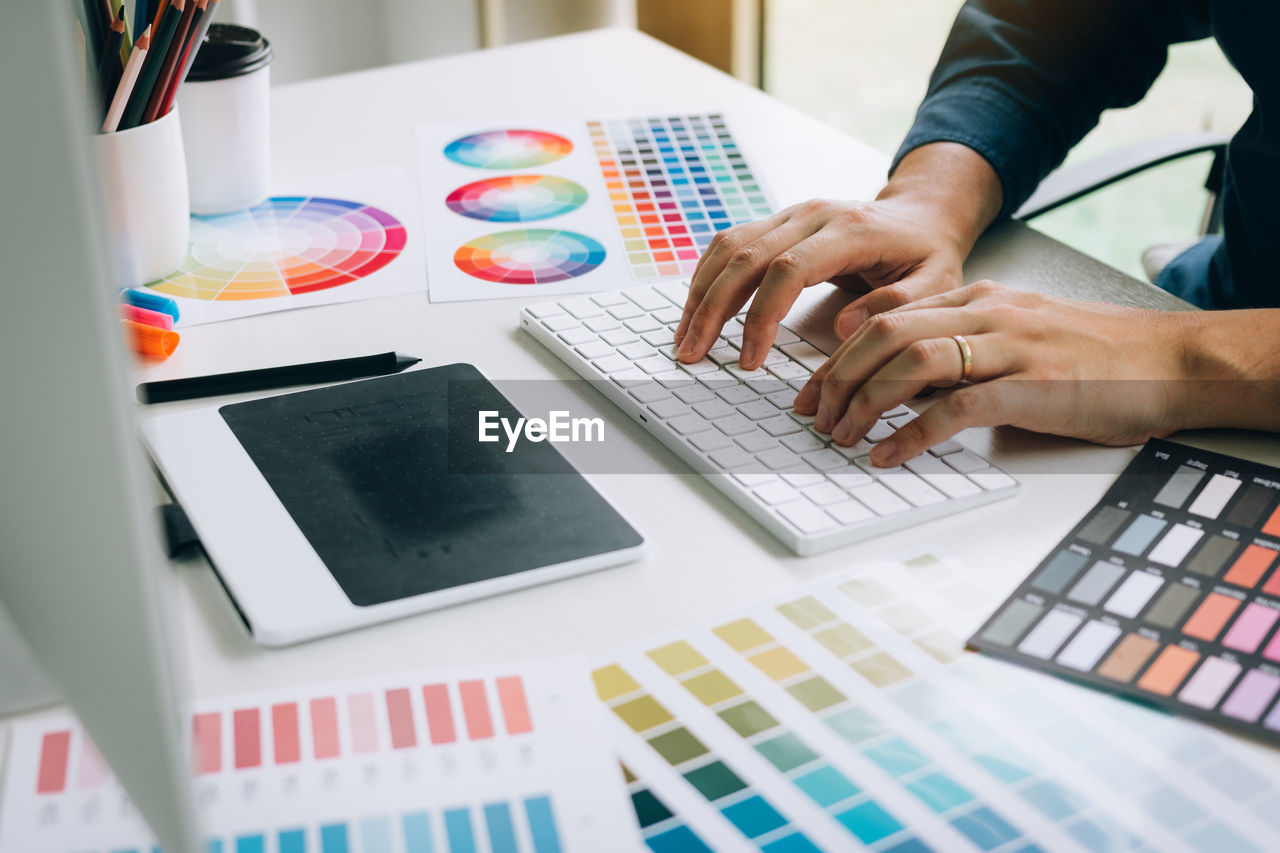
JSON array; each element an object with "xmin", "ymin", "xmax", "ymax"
[{"xmin": 877, "ymin": 142, "xmax": 1003, "ymax": 256}]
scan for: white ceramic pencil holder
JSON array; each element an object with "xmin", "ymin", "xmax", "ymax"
[{"xmin": 93, "ymin": 107, "xmax": 190, "ymax": 288}]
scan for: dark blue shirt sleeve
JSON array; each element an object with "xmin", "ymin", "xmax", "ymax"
[{"xmin": 893, "ymin": 0, "xmax": 1211, "ymax": 219}]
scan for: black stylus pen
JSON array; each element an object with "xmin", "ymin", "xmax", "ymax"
[{"xmin": 137, "ymin": 352, "xmax": 422, "ymax": 404}]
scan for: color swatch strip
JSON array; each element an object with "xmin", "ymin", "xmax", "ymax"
[
  {"xmin": 589, "ymin": 113, "xmax": 771, "ymax": 280},
  {"xmin": 972, "ymin": 438, "xmax": 1280, "ymax": 744},
  {"xmin": 147, "ymin": 197, "xmax": 406, "ymax": 302}
]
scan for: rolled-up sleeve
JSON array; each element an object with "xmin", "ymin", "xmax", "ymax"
[{"xmin": 893, "ymin": 0, "xmax": 1210, "ymax": 219}]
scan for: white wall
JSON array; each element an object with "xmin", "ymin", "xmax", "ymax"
[{"xmin": 215, "ymin": 0, "xmax": 635, "ymax": 84}]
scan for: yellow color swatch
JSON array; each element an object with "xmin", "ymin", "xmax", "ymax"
[
  {"xmin": 593, "ymin": 664, "xmax": 641, "ymax": 701},
  {"xmin": 714, "ymin": 618, "xmax": 774, "ymax": 652},
  {"xmin": 749, "ymin": 646, "xmax": 810, "ymax": 682},
  {"xmin": 648, "ymin": 641, "xmax": 709, "ymax": 676}
]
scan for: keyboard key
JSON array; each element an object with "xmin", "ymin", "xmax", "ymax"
[
  {"xmin": 781, "ymin": 470, "xmax": 825, "ymax": 488},
  {"xmin": 584, "ymin": 317, "xmax": 621, "ymax": 332},
  {"xmin": 576, "ymin": 341, "xmax": 615, "ymax": 360},
  {"xmin": 865, "ymin": 420, "xmax": 895, "ymax": 442},
  {"xmin": 592, "ymin": 355, "xmax": 632, "ymax": 374},
  {"xmin": 759, "ymin": 415, "xmax": 802, "ymax": 437},
  {"xmin": 654, "ymin": 281, "xmax": 690, "ymax": 303},
  {"xmin": 693, "ymin": 399, "xmax": 737, "ymax": 420},
  {"xmin": 767, "ymin": 362, "xmax": 810, "ymax": 381},
  {"xmin": 780, "ymin": 342, "xmax": 829, "ymax": 370},
  {"xmin": 903, "ymin": 455, "xmax": 982, "ymax": 498},
  {"xmin": 855, "ymin": 455, "xmax": 901, "ymax": 476},
  {"xmin": 773, "ymin": 326, "xmax": 801, "ymax": 346},
  {"xmin": 680, "ymin": 359, "xmax": 721, "ymax": 375},
  {"xmin": 762, "ymin": 349, "xmax": 790, "ymax": 367},
  {"xmin": 789, "ymin": 410, "xmax": 816, "ymax": 425},
  {"xmin": 745, "ymin": 378, "xmax": 788, "ymax": 395},
  {"xmin": 699, "ymin": 371, "xmax": 738, "ymax": 390},
  {"xmin": 850, "ymin": 483, "xmax": 910, "ymax": 515},
  {"xmin": 668, "ymin": 414, "xmax": 712, "ymax": 435},
  {"xmin": 880, "ymin": 472, "xmax": 946, "ymax": 506},
  {"xmin": 652, "ymin": 306, "xmax": 682, "ymax": 324},
  {"xmin": 706, "ymin": 445, "xmax": 752, "ymax": 466},
  {"xmin": 626, "ymin": 316, "xmax": 663, "ymax": 333},
  {"xmin": 830, "ymin": 439, "xmax": 874, "ymax": 460},
  {"xmin": 883, "ymin": 405, "xmax": 913, "ymax": 419},
  {"xmin": 562, "ymin": 298, "xmax": 603, "ymax": 319},
  {"xmin": 789, "ymin": 379, "xmax": 809, "ymax": 391},
  {"xmin": 828, "ymin": 500, "xmax": 874, "ymax": 525},
  {"xmin": 628, "ymin": 287, "xmax": 670, "ymax": 311},
  {"xmin": 611, "ymin": 370, "xmax": 651, "ymax": 388},
  {"xmin": 590, "ymin": 291, "xmax": 629, "ymax": 306},
  {"xmin": 618, "ymin": 341, "xmax": 657, "ymax": 359},
  {"xmin": 629, "ymin": 385, "xmax": 671, "ymax": 404},
  {"xmin": 608, "ymin": 303, "xmax": 644, "ymax": 320},
  {"xmin": 756, "ymin": 482, "xmax": 802, "ymax": 506},
  {"xmin": 738, "ymin": 400, "xmax": 779, "ymax": 420},
  {"xmin": 636, "ymin": 355, "xmax": 672, "ymax": 374},
  {"xmin": 727, "ymin": 364, "xmax": 770, "ymax": 381},
  {"xmin": 782, "ymin": 432, "xmax": 826, "ymax": 453},
  {"xmin": 560, "ymin": 328, "xmax": 597, "ymax": 345},
  {"xmin": 642, "ymin": 329, "xmax": 677, "ymax": 346},
  {"xmin": 928, "ymin": 439, "xmax": 964, "ymax": 457},
  {"xmin": 658, "ymin": 344, "xmax": 679, "ymax": 359},
  {"xmin": 726, "ymin": 335, "xmax": 744, "ymax": 349},
  {"xmin": 601, "ymin": 329, "xmax": 638, "ymax": 346},
  {"xmin": 766, "ymin": 389, "xmax": 798, "ymax": 409},
  {"xmin": 707, "ymin": 346, "xmax": 739, "ymax": 365},
  {"xmin": 778, "ymin": 502, "xmax": 837, "ymax": 534},
  {"xmin": 527, "ymin": 303, "xmax": 564, "ymax": 318},
  {"xmin": 691, "ymin": 431, "xmax": 733, "ymax": 452},
  {"xmin": 544, "ymin": 315, "xmax": 579, "ymax": 331},
  {"xmin": 736, "ymin": 430, "xmax": 779, "ymax": 453},
  {"xmin": 943, "ymin": 450, "xmax": 990, "ymax": 474},
  {"xmin": 716, "ymin": 415, "xmax": 757, "ymax": 436},
  {"xmin": 969, "ymin": 468, "xmax": 1016, "ymax": 490},
  {"xmin": 675, "ymin": 385, "xmax": 716, "ymax": 404},
  {"xmin": 718, "ymin": 385, "xmax": 758, "ymax": 405},
  {"xmin": 758, "ymin": 447, "xmax": 801, "ymax": 470},
  {"xmin": 887, "ymin": 413, "xmax": 917, "ymax": 430},
  {"xmin": 655, "ymin": 370, "xmax": 694, "ymax": 388},
  {"xmin": 648, "ymin": 399, "xmax": 691, "ymax": 419},
  {"xmin": 804, "ymin": 449, "xmax": 848, "ymax": 472},
  {"xmin": 803, "ymin": 483, "xmax": 848, "ymax": 506},
  {"xmin": 827, "ymin": 471, "xmax": 872, "ymax": 489},
  {"xmin": 724, "ymin": 318, "xmax": 746, "ymax": 336},
  {"xmin": 734, "ymin": 472, "xmax": 778, "ymax": 487}
]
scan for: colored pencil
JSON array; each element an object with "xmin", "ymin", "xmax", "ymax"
[
  {"xmin": 156, "ymin": 0, "xmax": 215, "ymax": 117},
  {"xmin": 96, "ymin": 10, "xmax": 126, "ymax": 120},
  {"xmin": 103, "ymin": 24, "xmax": 149, "ymax": 132},
  {"xmin": 142, "ymin": 0, "xmax": 195, "ymax": 123},
  {"xmin": 78, "ymin": 0, "xmax": 104, "ymax": 80},
  {"xmin": 111, "ymin": 0, "xmax": 132, "ymax": 63},
  {"xmin": 119, "ymin": 0, "xmax": 182, "ymax": 130}
]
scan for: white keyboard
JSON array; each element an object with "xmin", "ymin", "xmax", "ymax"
[{"xmin": 519, "ymin": 281, "xmax": 1017, "ymax": 554}]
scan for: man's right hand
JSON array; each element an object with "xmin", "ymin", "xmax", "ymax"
[{"xmin": 673, "ymin": 142, "xmax": 1004, "ymax": 371}]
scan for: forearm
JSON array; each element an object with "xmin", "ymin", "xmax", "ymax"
[
  {"xmin": 876, "ymin": 142, "xmax": 1004, "ymax": 257},
  {"xmin": 1174, "ymin": 309, "xmax": 1280, "ymax": 432}
]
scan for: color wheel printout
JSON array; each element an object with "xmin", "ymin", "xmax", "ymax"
[
  {"xmin": 416, "ymin": 114, "xmax": 774, "ymax": 303},
  {"xmin": 139, "ymin": 168, "xmax": 427, "ymax": 326}
]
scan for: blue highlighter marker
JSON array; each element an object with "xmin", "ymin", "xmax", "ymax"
[{"xmin": 121, "ymin": 288, "xmax": 180, "ymax": 323}]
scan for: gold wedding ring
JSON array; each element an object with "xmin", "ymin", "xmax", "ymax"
[{"xmin": 952, "ymin": 334, "xmax": 973, "ymax": 381}]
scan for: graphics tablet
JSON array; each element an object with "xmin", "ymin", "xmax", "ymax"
[{"xmin": 141, "ymin": 363, "xmax": 645, "ymax": 645}]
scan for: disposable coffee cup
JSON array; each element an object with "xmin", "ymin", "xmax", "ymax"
[{"xmin": 178, "ymin": 24, "xmax": 273, "ymax": 214}]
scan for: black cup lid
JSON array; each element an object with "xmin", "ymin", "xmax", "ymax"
[{"xmin": 187, "ymin": 24, "xmax": 273, "ymax": 82}]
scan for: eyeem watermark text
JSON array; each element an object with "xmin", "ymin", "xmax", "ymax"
[{"xmin": 478, "ymin": 410, "xmax": 605, "ymax": 453}]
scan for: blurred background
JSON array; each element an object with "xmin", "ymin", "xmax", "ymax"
[{"xmin": 225, "ymin": 0, "xmax": 1253, "ymax": 281}]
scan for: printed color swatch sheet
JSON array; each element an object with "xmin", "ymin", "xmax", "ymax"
[
  {"xmin": 974, "ymin": 438, "xmax": 1280, "ymax": 744},
  {"xmin": 0, "ymin": 659, "xmax": 642, "ymax": 853},
  {"xmin": 416, "ymin": 114, "xmax": 773, "ymax": 303},
  {"xmin": 596, "ymin": 552, "xmax": 1280, "ymax": 853}
]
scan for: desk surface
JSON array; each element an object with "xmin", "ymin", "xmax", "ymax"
[{"xmin": 4, "ymin": 22, "xmax": 1278, "ymax": 820}]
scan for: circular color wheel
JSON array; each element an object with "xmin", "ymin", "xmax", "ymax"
[
  {"xmin": 443, "ymin": 129, "xmax": 573, "ymax": 169},
  {"xmin": 446, "ymin": 174, "xmax": 588, "ymax": 222},
  {"xmin": 145, "ymin": 196, "xmax": 406, "ymax": 301},
  {"xmin": 454, "ymin": 229, "xmax": 606, "ymax": 284}
]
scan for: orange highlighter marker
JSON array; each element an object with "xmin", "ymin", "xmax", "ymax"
[{"xmin": 122, "ymin": 319, "xmax": 180, "ymax": 359}]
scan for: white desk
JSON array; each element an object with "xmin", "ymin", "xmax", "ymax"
[{"xmin": 5, "ymin": 22, "xmax": 1279, "ymax": 833}]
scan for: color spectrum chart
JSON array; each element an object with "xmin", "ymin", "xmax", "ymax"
[
  {"xmin": 446, "ymin": 176, "xmax": 589, "ymax": 222},
  {"xmin": 589, "ymin": 114, "xmax": 772, "ymax": 279},
  {"xmin": 0, "ymin": 660, "xmax": 642, "ymax": 853},
  {"xmin": 444, "ymin": 130, "xmax": 574, "ymax": 170},
  {"xmin": 974, "ymin": 438, "xmax": 1280, "ymax": 744},
  {"xmin": 454, "ymin": 229, "xmax": 607, "ymax": 284},
  {"xmin": 147, "ymin": 197, "xmax": 406, "ymax": 301},
  {"xmin": 597, "ymin": 552, "xmax": 1280, "ymax": 852}
]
